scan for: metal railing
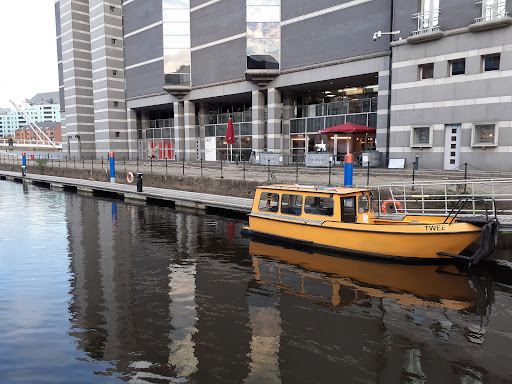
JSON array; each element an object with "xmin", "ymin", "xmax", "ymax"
[
  {"xmin": 370, "ymin": 178, "xmax": 512, "ymax": 219},
  {"xmin": 475, "ymin": 0, "xmax": 509, "ymax": 22},
  {"xmin": 413, "ymin": 9, "xmax": 441, "ymax": 35},
  {"xmin": 290, "ymin": 112, "xmax": 377, "ymax": 134},
  {"xmin": 0, "ymin": 138, "xmax": 63, "ymax": 148}
]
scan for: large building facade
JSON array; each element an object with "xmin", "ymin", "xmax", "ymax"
[{"xmin": 55, "ymin": 0, "xmax": 512, "ymax": 170}]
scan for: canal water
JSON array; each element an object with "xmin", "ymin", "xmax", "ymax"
[{"xmin": 1, "ymin": 180, "xmax": 511, "ymax": 384}]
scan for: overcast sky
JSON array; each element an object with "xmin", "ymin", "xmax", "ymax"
[{"xmin": 0, "ymin": 0, "xmax": 59, "ymax": 109}]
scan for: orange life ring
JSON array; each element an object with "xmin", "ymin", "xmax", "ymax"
[
  {"xmin": 126, "ymin": 172, "xmax": 134, "ymax": 184},
  {"xmin": 381, "ymin": 199, "xmax": 404, "ymax": 213}
]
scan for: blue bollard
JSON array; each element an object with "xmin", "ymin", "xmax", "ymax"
[
  {"xmin": 109, "ymin": 152, "xmax": 116, "ymax": 183},
  {"xmin": 344, "ymin": 153, "xmax": 354, "ymax": 187}
]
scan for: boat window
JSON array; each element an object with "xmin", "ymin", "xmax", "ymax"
[
  {"xmin": 358, "ymin": 194, "xmax": 370, "ymax": 213},
  {"xmin": 281, "ymin": 194, "xmax": 303, "ymax": 216},
  {"xmin": 304, "ymin": 196, "xmax": 334, "ymax": 216},
  {"xmin": 258, "ymin": 192, "xmax": 280, "ymax": 212},
  {"xmin": 342, "ymin": 197, "xmax": 356, "ymax": 222}
]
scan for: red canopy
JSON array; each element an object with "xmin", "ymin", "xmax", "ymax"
[
  {"xmin": 225, "ymin": 118, "xmax": 235, "ymax": 144},
  {"xmin": 317, "ymin": 123, "xmax": 376, "ymax": 134}
]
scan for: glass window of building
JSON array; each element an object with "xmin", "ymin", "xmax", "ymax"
[
  {"xmin": 419, "ymin": 63, "xmax": 434, "ymax": 79},
  {"xmin": 483, "ymin": 54, "xmax": 500, "ymax": 71},
  {"xmin": 246, "ymin": 0, "xmax": 280, "ymax": 70},
  {"xmin": 411, "ymin": 126, "xmax": 432, "ymax": 147},
  {"xmin": 473, "ymin": 124, "xmax": 497, "ymax": 146},
  {"xmin": 420, "ymin": 0, "xmax": 439, "ymax": 30},
  {"xmin": 163, "ymin": 0, "xmax": 191, "ymax": 86},
  {"xmin": 450, "ymin": 59, "xmax": 465, "ymax": 76}
]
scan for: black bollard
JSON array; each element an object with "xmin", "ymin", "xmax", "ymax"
[
  {"xmin": 200, "ymin": 158, "xmax": 203, "ymax": 177},
  {"xmin": 182, "ymin": 156, "xmax": 185, "ymax": 176},
  {"xmin": 267, "ymin": 159, "xmax": 270, "ymax": 182},
  {"xmin": 137, "ymin": 172, "xmax": 143, "ymax": 192},
  {"xmin": 150, "ymin": 156, "xmax": 153, "ymax": 173},
  {"xmin": 166, "ymin": 158, "xmax": 168, "ymax": 175},
  {"xmin": 295, "ymin": 160, "xmax": 299, "ymax": 184},
  {"xmin": 464, "ymin": 163, "xmax": 468, "ymax": 193},
  {"xmin": 367, "ymin": 161, "xmax": 370, "ymax": 186},
  {"xmin": 412, "ymin": 161, "xmax": 416, "ymax": 191},
  {"xmin": 328, "ymin": 160, "xmax": 332, "ymax": 186},
  {"xmin": 243, "ymin": 160, "xmax": 246, "ymax": 180},
  {"xmin": 220, "ymin": 158, "xmax": 224, "ymax": 179}
]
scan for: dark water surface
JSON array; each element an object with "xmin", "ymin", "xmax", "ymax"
[{"xmin": 1, "ymin": 180, "xmax": 512, "ymax": 384}]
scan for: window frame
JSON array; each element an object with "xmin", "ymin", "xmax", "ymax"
[
  {"xmin": 280, "ymin": 194, "xmax": 303, "ymax": 216},
  {"xmin": 258, "ymin": 191, "xmax": 280, "ymax": 212},
  {"xmin": 418, "ymin": 63, "xmax": 434, "ymax": 80},
  {"xmin": 410, "ymin": 126, "xmax": 433, "ymax": 148},
  {"xmin": 482, "ymin": 53, "xmax": 500, "ymax": 72},
  {"xmin": 472, "ymin": 123, "xmax": 498, "ymax": 147},
  {"xmin": 304, "ymin": 195, "xmax": 335, "ymax": 217},
  {"xmin": 450, "ymin": 58, "xmax": 466, "ymax": 76}
]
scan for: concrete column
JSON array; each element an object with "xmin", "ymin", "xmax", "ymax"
[
  {"xmin": 198, "ymin": 103, "xmax": 208, "ymax": 161},
  {"xmin": 377, "ymin": 69, "xmax": 391, "ymax": 161},
  {"xmin": 174, "ymin": 101, "xmax": 185, "ymax": 161},
  {"xmin": 127, "ymin": 108, "xmax": 138, "ymax": 160},
  {"xmin": 184, "ymin": 101, "xmax": 196, "ymax": 161},
  {"xmin": 141, "ymin": 111, "xmax": 150, "ymax": 159},
  {"xmin": 282, "ymin": 92, "xmax": 294, "ymax": 166},
  {"xmin": 251, "ymin": 90, "xmax": 265, "ymax": 156},
  {"xmin": 267, "ymin": 89, "xmax": 281, "ymax": 163}
]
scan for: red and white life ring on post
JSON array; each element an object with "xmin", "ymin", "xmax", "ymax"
[
  {"xmin": 381, "ymin": 199, "xmax": 404, "ymax": 213},
  {"xmin": 126, "ymin": 172, "xmax": 134, "ymax": 184}
]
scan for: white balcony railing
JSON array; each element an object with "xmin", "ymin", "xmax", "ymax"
[
  {"xmin": 413, "ymin": 9, "xmax": 441, "ymax": 35},
  {"xmin": 475, "ymin": 0, "xmax": 509, "ymax": 23}
]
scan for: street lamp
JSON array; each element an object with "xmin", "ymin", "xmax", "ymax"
[
  {"xmin": 67, "ymin": 136, "xmax": 72, "ymax": 159},
  {"xmin": 75, "ymin": 135, "xmax": 81, "ymax": 160}
]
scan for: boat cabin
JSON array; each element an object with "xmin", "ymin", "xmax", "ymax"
[{"xmin": 252, "ymin": 185, "xmax": 375, "ymax": 224}]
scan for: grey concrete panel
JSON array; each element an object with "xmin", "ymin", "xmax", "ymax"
[
  {"xmin": 440, "ymin": 0, "xmax": 481, "ymax": 30},
  {"xmin": 124, "ymin": 26, "xmax": 164, "ymax": 67},
  {"xmin": 432, "ymin": 129, "xmax": 444, "ymax": 147},
  {"xmin": 498, "ymin": 123, "xmax": 512, "ymax": 146},
  {"xmin": 191, "ymin": 0, "xmax": 245, "ymax": 47},
  {"xmin": 393, "ymin": 65, "xmax": 419, "ymax": 84},
  {"xmin": 391, "ymin": 0, "xmax": 417, "ymax": 40},
  {"xmin": 281, "ymin": 4, "xmax": 391, "ymax": 71},
  {"xmin": 191, "ymin": 0, "xmax": 215, "ymax": 7},
  {"xmin": 126, "ymin": 60, "xmax": 165, "ymax": 99},
  {"xmin": 191, "ymin": 38, "xmax": 246, "ymax": 86},
  {"xmin": 502, "ymin": 49, "xmax": 512, "ymax": 71},
  {"xmin": 123, "ymin": 0, "xmax": 162, "ymax": 36},
  {"xmin": 62, "ymin": 49, "xmax": 91, "ymax": 62},
  {"xmin": 282, "ymin": 0, "xmax": 360, "ymax": 21},
  {"xmin": 390, "ymin": 131, "xmax": 411, "ymax": 147}
]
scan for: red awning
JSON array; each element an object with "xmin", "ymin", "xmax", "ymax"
[{"xmin": 317, "ymin": 123, "xmax": 376, "ymax": 134}]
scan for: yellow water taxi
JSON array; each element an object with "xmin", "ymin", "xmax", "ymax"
[{"xmin": 242, "ymin": 185, "xmax": 499, "ymax": 264}]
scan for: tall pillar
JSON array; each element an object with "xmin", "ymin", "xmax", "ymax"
[
  {"xmin": 127, "ymin": 109, "xmax": 138, "ymax": 160},
  {"xmin": 377, "ymin": 69, "xmax": 391, "ymax": 162},
  {"xmin": 282, "ymin": 92, "xmax": 294, "ymax": 166},
  {"xmin": 174, "ymin": 101, "xmax": 185, "ymax": 161},
  {"xmin": 198, "ymin": 103, "xmax": 207, "ymax": 161},
  {"xmin": 267, "ymin": 89, "xmax": 281, "ymax": 163},
  {"xmin": 58, "ymin": 0, "xmax": 95, "ymax": 159},
  {"xmin": 184, "ymin": 101, "xmax": 196, "ymax": 161},
  {"xmin": 251, "ymin": 90, "xmax": 265, "ymax": 156},
  {"xmin": 141, "ymin": 111, "xmax": 150, "ymax": 159}
]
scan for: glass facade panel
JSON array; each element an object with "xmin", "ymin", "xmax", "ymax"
[
  {"xmin": 163, "ymin": 22, "xmax": 190, "ymax": 35},
  {"xmin": 163, "ymin": 9, "xmax": 190, "ymax": 22},
  {"xmin": 247, "ymin": 23, "xmax": 280, "ymax": 38},
  {"xmin": 164, "ymin": 35, "xmax": 191, "ymax": 49},
  {"xmin": 247, "ymin": 1, "xmax": 280, "ymax": 70},
  {"xmin": 247, "ymin": 0, "xmax": 279, "ymax": 5},
  {"xmin": 247, "ymin": 39, "xmax": 280, "ymax": 55},
  {"xmin": 306, "ymin": 117, "xmax": 324, "ymax": 132},
  {"xmin": 163, "ymin": 0, "xmax": 189, "ymax": 7},
  {"xmin": 290, "ymin": 119, "xmax": 306, "ymax": 134},
  {"xmin": 205, "ymin": 125, "xmax": 215, "ymax": 137},
  {"xmin": 413, "ymin": 127, "xmax": 430, "ymax": 145},
  {"xmin": 247, "ymin": 6, "xmax": 280, "ymax": 22},
  {"xmin": 163, "ymin": 1, "xmax": 191, "ymax": 86},
  {"xmin": 164, "ymin": 62, "xmax": 191, "ymax": 73}
]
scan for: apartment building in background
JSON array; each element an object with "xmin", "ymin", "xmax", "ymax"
[
  {"xmin": 0, "ymin": 92, "xmax": 61, "ymax": 138},
  {"xmin": 55, "ymin": 0, "xmax": 512, "ymax": 171}
]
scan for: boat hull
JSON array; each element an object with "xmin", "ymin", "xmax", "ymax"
[{"xmin": 246, "ymin": 214, "xmax": 482, "ymax": 261}]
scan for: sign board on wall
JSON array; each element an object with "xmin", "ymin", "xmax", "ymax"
[
  {"xmin": 388, "ymin": 158, "xmax": 406, "ymax": 169},
  {"xmin": 205, "ymin": 137, "xmax": 216, "ymax": 162}
]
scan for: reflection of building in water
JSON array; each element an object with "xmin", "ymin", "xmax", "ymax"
[
  {"xmin": 167, "ymin": 214, "xmax": 198, "ymax": 377},
  {"xmin": 249, "ymin": 241, "xmax": 512, "ymax": 383},
  {"xmin": 65, "ymin": 196, "xmax": 512, "ymax": 383}
]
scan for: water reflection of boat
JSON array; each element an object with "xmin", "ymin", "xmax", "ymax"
[{"xmin": 249, "ymin": 241, "xmax": 478, "ymax": 310}]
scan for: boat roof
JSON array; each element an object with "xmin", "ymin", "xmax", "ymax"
[{"xmin": 257, "ymin": 184, "xmax": 372, "ymax": 195}]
